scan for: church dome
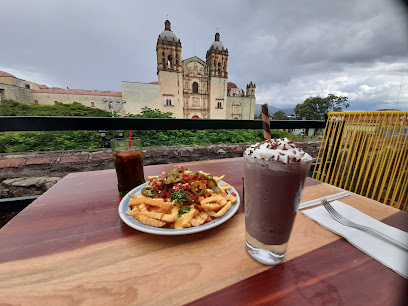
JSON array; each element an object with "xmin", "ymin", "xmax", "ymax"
[
  {"xmin": 211, "ymin": 41, "xmax": 224, "ymax": 50},
  {"xmin": 209, "ymin": 32, "xmax": 225, "ymax": 51},
  {"xmin": 159, "ymin": 30, "xmax": 178, "ymax": 42},
  {"xmin": 227, "ymin": 82, "xmax": 238, "ymax": 90},
  {"xmin": 158, "ymin": 20, "xmax": 178, "ymax": 42}
]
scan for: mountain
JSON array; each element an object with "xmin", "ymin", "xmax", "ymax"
[{"xmin": 254, "ymin": 104, "xmax": 295, "ymax": 117}]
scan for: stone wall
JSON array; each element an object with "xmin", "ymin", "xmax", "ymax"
[
  {"xmin": 226, "ymin": 95, "xmax": 256, "ymax": 120},
  {"xmin": 0, "ymin": 141, "xmax": 321, "ymax": 199},
  {"xmin": 121, "ymin": 81, "xmax": 162, "ymax": 115},
  {"xmin": 32, "ymin": 92, "xmax": 122, "ymax": 109},
  {"xmin": 158, "ymin": 70, "xmax": 184, "ymax": 118},
  {"xmin": 0, "ymin": 83, "xmax": 33, "ymax": 104}
]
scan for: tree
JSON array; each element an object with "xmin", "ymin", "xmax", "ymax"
[
  {"xmin": 272, "ymin": 110, "xmax": 287, "ymax": 120},
  {"xmin": 126, "ymin": 107, "xmax": 174, "ymax": 118},
  {"xmin": 294, "ymin": 94, "xmax": 349, "ymax": 120}
]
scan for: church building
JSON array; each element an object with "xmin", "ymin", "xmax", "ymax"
[
  {"xmin": 0, "ymin": 20, "xmax": 256, "ymax": 119},
  {"xmin": 122, "ymin": 20, "xmax": 256, "ymax": 119}
]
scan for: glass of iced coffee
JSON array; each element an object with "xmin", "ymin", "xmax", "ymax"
[
  {"xmin": 111, "ymin": 137, "xmax": 145, "ymax": 195},
  {"xmin": 244, "ymin": 138, "xmax": 312, "ymax": 265}
]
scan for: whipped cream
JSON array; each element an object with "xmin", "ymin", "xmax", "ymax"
[{"xmin": 244, "ymin": 138, "xmax": 313, "ymax": 164}]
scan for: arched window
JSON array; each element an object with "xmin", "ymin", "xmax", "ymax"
[
  {"xmin": 192, "ymin": 82, "xmax": 198, "ymax": 94},
  {"xmin": 218, "ymin": 62, "xmax": 222, "ymax": 74},
  {"xmin": 192, "ymin": 115, "xmax": 199, "ymax": 119},
  {"xmin": 168, "ymin": 55, "xmax": 173, "ymax": 69}
]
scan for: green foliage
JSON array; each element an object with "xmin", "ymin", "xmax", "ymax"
[
  {"xmin": 0, "ymin": 131, "xmax": 104, "ymax": 153},
  {"xmin": 294, "ymin": 94, "xmax": 349, "ymax": 120},
  {"xmin": 125, "ymin": 107, "xmax": 174, "ymax": 118},
  {"xmin": 272, "ymin": 111, "xmax": 288, "ymax": 120},
  {"xmin": 0, "ymin": 100, "xmax": 112, "ymax": 117}
]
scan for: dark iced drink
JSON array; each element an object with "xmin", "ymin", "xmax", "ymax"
[
  {"xmin": 244, "ymin": 138, "xmax": 312, "ymax": 265},
  {"xmin": 111, "ymin": 138, "xmax": 145, "ymax": 195}
]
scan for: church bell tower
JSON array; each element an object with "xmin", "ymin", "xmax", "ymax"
[
  {"xmin": 156, "ymin": 20, "xmax": 182, "ymax": 74},
  {"xmin": 246, "ymin": 81, "xmax": 256, "ymax": 97},
  {"xmin": 206, "ymin": 32, "xmax": 228, "ymax": 77}
]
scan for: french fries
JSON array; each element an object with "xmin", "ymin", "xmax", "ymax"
[{"xmin": 126, "ymin": 168, "xmax": 237, "ymax": 229}]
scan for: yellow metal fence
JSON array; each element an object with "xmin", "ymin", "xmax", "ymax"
[{"xmin": 313, "ymin": 111, "xmax": 408, "ymax": 211}]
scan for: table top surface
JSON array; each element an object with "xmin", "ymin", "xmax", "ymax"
[{"xmin": 0, "ymin": 157, "xmax": 407, "ymax": 305}]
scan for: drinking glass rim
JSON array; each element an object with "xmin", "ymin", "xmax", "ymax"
[{"xmin": 110, "ymin": 137, "xmax": 141, "ymax": 142}]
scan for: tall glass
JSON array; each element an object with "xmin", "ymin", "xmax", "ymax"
[
  {"xmin": 244, "ymin": 153, "xmax": 312, "ymax": 265},
  {"xmin": 111, "ymin": 138, "xmax": 145, "ymax": 195}
]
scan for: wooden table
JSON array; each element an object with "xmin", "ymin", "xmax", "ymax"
[{"xmin": 0, "ymin": 158, "xmax": 407, "ymax": 305}]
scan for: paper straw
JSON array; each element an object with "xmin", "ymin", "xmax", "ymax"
[
  {"xmin": 128, "ymin": 131, "xmax": 132, "ymax": 149},
  {"xmin": 262, "ymin": 103, "xmax": 271, "ymax": 140}
]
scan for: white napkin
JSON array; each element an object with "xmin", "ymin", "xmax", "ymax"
[{"xmin": 302, "ymin": 200, "xmax": 408, "ymax": 279}]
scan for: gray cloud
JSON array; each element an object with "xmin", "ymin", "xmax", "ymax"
[{"xmin": 1, "ymin": 0, "xmax": 407, "ymax": 110}]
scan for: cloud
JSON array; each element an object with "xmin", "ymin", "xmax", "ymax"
[
  {"xmin": 0, "ymin": 65, "xmax": 64, "ymax": 88},
  {"xmin": 1, "ymin": 0, "xmax": 407, "ymax": 111},
  {"xmin": 256, "ymin": 71, "xmax": 408, "ymax": 111}
]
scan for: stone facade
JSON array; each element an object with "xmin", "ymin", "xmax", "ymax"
[
  {"xmin": 0, "ymin": 83, "xmax": 32, "ymax": 104},
  {"xmin": 0, "ymin": 72, "xmax": 36, "ymax": 104},
  {"xmin": 32, "ymin": 90, "xmax": 122, "ymax": 108},
  {"xmin": 121, "ymin": 82, "xmax": 161, "ymax": 115},
  {"xmin": 0, "ymin": 20, "xmax": 256, "ymax": 120},
  {"xmin": 152, "ymin": 20, "xmax": 255, "ymax": 119}
]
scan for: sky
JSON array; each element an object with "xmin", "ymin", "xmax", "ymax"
[{"xmin": 1, "ymin": 0, "xmax": 408, "ymax": 111}]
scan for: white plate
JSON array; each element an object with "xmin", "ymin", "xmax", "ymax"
[{"xmin": 118, "ymin": 180, "xmax": 240, "ymax": 235}]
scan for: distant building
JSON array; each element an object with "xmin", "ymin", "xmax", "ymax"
[
  {"xmin": 0, "ymin": 20, "xmax": 256, "ymax": 119},
  {"xmin": 0, "ymin": 71, "xmax": 122, "ymax": 109}
]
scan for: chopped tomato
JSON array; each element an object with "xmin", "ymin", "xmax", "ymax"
[
  {"xmin": 152, "ymin": 181, "xmax": 159, "ymax": 191},
  {"xmin": 147, "ymin": 169, "xmax": 215, "ymax": 204}
]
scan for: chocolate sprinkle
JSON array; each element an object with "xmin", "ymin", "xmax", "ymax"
[{"xmin": 246, "ymin": 137, "xmax": 311, "ymax": 163}]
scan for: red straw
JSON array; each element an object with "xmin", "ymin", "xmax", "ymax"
[{"xmin": 128, "ymin": 131, "xmax": 132, "ymax": 148}]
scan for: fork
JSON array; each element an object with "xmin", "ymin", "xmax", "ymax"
[{"xmin": 321, "ymin": 199, "xmax": 408, "ymax": 251}]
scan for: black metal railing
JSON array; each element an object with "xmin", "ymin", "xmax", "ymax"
[{"xmin": 0, "ymin": 116, "xmax": 326, "ymax": 132}]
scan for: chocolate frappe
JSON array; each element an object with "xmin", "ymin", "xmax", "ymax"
[
  {"xmin": 244, "ymin": 157, "xmax": 310, "ymax": 245},
  {"xmin": 244, "ymin": 138, "xmax": 312, "ymax": 265}
]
